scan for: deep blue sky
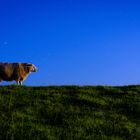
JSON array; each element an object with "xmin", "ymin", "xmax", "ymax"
[{"xmin": 0, "ymin": 0, "xmax": 140, "ymax": 85}]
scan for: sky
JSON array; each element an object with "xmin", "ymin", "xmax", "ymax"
[{"xmin": 0, "ymin": 0, "xmax": 140, "ymax": 86}]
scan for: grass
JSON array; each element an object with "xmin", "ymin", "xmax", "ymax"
[{"xmin": 0, "ymin": 85, "xmax": 139, "ymax": 140}]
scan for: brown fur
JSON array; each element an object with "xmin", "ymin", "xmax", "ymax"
[{"xmin": 0, "ymin": 62, "xmax": 37, "ymax": 85}]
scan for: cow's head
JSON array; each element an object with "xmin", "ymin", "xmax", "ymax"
[{"xmin": 25, "ymin": 63, "xmax": 38, "ymax": 73}]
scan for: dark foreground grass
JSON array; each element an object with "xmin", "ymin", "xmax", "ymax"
[{"xmin": 0, "ymin": 85, "xmax": 139, "ymax": 140}]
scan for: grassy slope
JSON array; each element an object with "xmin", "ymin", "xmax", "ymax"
[{"xmin": 0, "ymin": 85, "xmax": 139, "ymax": 140}]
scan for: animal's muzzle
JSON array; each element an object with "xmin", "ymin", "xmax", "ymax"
[{"xmin": 33, "ymin": 67, "xmax": 38, "ymax": 72}]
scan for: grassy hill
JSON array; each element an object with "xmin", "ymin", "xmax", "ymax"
[{"xmin": 0, "ymin": 85, "xmax": 139, "ymax": 140}]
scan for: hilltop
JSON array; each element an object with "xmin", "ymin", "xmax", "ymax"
[{"xmin": 0, "ymin": 85, "xmax": 139, "ymax": 140}]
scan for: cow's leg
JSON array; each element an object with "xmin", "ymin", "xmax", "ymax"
[
  {"xmin": 16, "ymin": 80, "xmax": 20, "ymax": 85},
  {"xmin": 19, "ymin": 81, "xmax": 22, "ymax": 86}
]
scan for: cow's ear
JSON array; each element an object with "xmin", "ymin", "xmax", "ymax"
[
  {"xmin": 24, "ymin": 65, "xmax": 30, "ymax": 73},
  {"xmin": 24, "ymin": 64, "xmax": 31, "ymax": 72},
  {"xmin": 27, "ymin": 65, "xmax": 33, "ymax": 73}
]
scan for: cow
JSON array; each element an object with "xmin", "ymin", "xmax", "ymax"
[{"xmin": 0, "ymin": 62, "xmax": 37, "ymax": 85}]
